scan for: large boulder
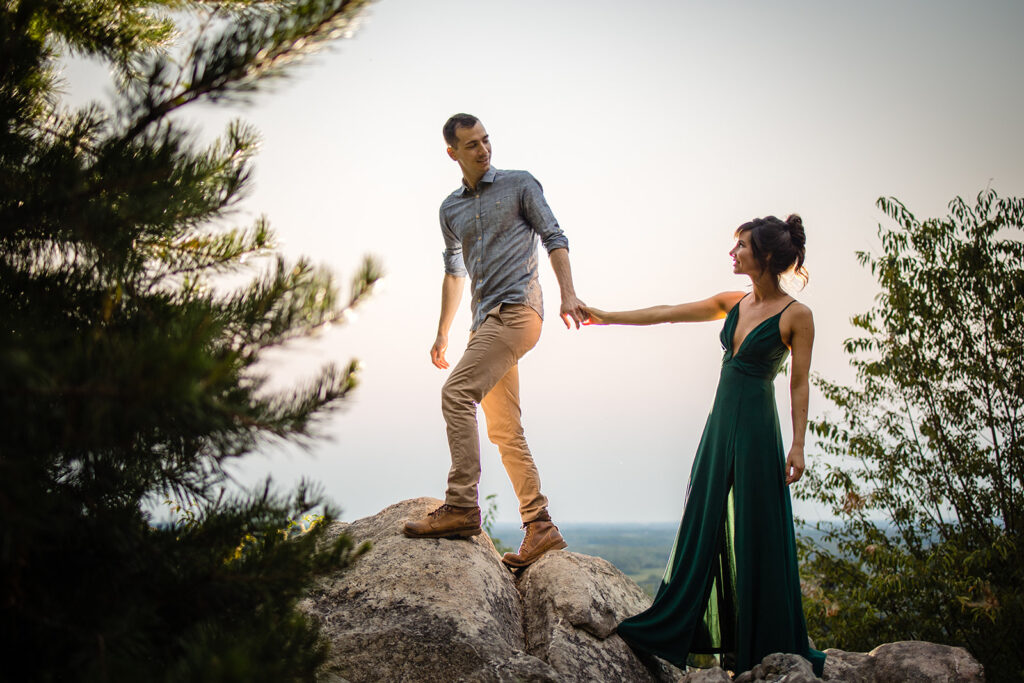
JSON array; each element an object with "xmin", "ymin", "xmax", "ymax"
[
  {"xmin": 300, "ymin": 498, "xmax": 557, "ymax": 682},
  {"xmin": 823, "ymin": 641, "xmax": 985, "ymax": 682},
  {"xmin": 517, "ymin": 550, "xmax": 685, "ymax": 682}
]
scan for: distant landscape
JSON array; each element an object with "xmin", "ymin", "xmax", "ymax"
[
  {"xmin": 491, "ymin": 521, "xmax": 834, "ymax": 596},
  {"xmin": 492, "ymin": 521, "xmax": 676, "ymax": 595}
]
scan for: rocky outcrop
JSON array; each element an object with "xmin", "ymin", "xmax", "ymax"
[
  {"xmin": 301, "ymin": 498, "xmax": 557, "ymax": 682},
  {"xmin": 302, "ymin": 498, "xmax": 681, "ymax": 682},
  {"xmin": 302, "ymin": 498, "xmax": 986, "ymax": 682},
  {"xmin": 518, "ymin": 550, "xmax": 683, "ymax": 682},
  {"xmin": 823, "ymin": 641, "xmax": 985, "ymax": 682},
  {"xmin": 735, "ymin": 653, "xmax": 818, "ymax": 682}
]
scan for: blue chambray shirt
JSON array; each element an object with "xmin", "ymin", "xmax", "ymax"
[{"xmin": 440, "ymin": 167, "xmax": 570, "ymax": 331}]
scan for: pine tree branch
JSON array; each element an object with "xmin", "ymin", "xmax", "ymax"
[
  {"xmin": 144, "ymin": 215, "xmax": 275, "ymax": 284},
  {"xmin": 122, "ymin": 0, "xmax": 370, "ymax": 140},
  {"xmin": 46, "ymin": 0, "xmax": 177, "ymax": 66}
]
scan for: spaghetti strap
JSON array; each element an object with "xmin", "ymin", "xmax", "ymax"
[
  {"xmin": 779, "ymin": 298, "xmax": 798, "ymax": 314},
  {"xmin": 729, "ymin": 293, "xmax": 750, "ymax": 314}
]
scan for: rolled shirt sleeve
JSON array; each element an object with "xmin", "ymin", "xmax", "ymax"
[{"xmin": 441, "ymin": 210, "xmax": 468, "ymax": 277}]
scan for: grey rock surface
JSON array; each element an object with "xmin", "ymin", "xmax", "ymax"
[
  {"xmin": 868, "ymin": 641, "xmax": 985, "ymax": 682},
  {"xmin": 822, "ymin": 648, "xmax": 875, "ymax": 682},
  {"xmin": 683, "ymin": 667, "xmax": 733, "ymax": 682},
  {"xmin": 823, "ymin": 641, "xmax": 985, "ymax": 682},
  {"xmin": 734, "ymin": 652, "xmax": 817, "ymax": 682},
  {"xmin": 517, "ymin": 550, "xmax": 685, "ymax": 682},
  {"xmin": 301, "ymin": 498, "xmax": 557, "ymax": 683}
]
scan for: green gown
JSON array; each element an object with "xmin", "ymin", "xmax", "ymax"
[{"xmin": 616, "ymin": 297, "xmax": 826, "ymax": 677}]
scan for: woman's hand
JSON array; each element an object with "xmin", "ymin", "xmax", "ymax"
[
  {"xmin": 785, "ymin": 444, "xmax": 806, "ymax": 485},
  {"xmin": 582, "ymin": 306, "xmax": 609, "ymax": 325}
]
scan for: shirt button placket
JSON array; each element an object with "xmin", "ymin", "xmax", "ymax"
[{"xmin": 475, "ymin": 192, "xmax": 482, "ymax": 264}]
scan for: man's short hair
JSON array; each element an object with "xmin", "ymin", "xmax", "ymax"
[{"xmin": 443, "ymin": 113, "xmax": 480, "ymax": 148}]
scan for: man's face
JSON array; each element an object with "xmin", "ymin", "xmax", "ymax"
[{"xmin": 447, "ymin": 122, "xmax": 491, "ymax": 180}]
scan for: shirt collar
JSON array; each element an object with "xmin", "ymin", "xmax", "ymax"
[{"xmin": 458, "ymin": 166, "xmax": 498, "ymax": 195}]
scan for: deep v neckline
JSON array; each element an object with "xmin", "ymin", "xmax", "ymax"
[{"xmin": 730, "ymin": 296, "xmax": 796, "ymax": 358}]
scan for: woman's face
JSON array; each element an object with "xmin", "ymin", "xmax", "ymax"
[{"xmin": 729, "ymin": 230, "xmax": 760, "ymax": 276}]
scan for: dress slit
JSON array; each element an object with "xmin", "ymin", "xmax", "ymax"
[{"xmin": 691, "ymin": 481, "xmax": 737, "ymax": 659}]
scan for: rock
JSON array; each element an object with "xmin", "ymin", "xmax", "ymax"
[
  {"xmin": 823, "ymin": 641, "xmax": 984, "ymax": 682},
  {"xmin": 684, "ymin": 667, "xmax": 733, "ymax": 682},
  {"xmin": 868, "ymin": 641, "xmax": 984, "ymax": 682},
  {"xmin": 822, "ymin": 648, "xmax": 875, "ymax": 682},
  {"xmin": 300, "ymin": 498, "xmax": 558, "ymax": 682},
  {"xmin": 314, "ymin": 674, "xmax": 350, "ymax": 683},
  {"xmin": 517, "ymin": 550, "xmax": 685, "ymax": 682},
  {"xmin": 734, "ymin": 652, "xmax": 817, "ymax": 682},
  {"xmin": 300, "ymin": 499, "xmax": 987, "ymax": 683}
]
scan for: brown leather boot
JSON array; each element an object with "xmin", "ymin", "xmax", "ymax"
[
  {"xmin": 403, "ymin": 503, "xmax": 482, "ymax": 539},
  {"xmin": 501, "ymin": 519, "xmax": 567, "ymax": 568}
]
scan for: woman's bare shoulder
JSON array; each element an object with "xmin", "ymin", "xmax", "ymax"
[
  {"xmin": 782, "ymin": 300, "xmax": 814, "ymax": 337},
  {"xmin": 713, "ymin": 290, "xmax": 747, "ymax": 312},
  {"xmin": 786, "ymin": 300, "xmax": 813, "ymax": 320}
]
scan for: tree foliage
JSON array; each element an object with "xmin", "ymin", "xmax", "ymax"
[
  {"xmin": 0, "ymin": 1, "xmax": 378, "ymax": 680},
  {"xmin": 797, "ymin": 189, "xmax": 1024, "ymax": 681}
]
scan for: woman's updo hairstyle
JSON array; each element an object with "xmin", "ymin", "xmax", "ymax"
[{"xmin": 735, "ymin": 214, "xmax": 808, "ymax": 287}]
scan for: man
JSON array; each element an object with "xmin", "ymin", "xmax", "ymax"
[{"xmin": 403, "ymin": 113, "xmax": 586, "ymax": 569}]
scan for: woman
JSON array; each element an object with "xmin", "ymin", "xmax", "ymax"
[{"xmin": 585, "ymin": 214, "xmax": 826, "ymax": 677}]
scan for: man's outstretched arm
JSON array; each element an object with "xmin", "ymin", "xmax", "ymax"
[
  {"xmin": 431, "ymin": 273, "xmax": 465, "ymax": 369},
  {"xmin": 549, "ymin": 247, "xmax": 585, "ymax": 329}
]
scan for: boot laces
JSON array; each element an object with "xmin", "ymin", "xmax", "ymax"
[
  {"xmin": 519, "ymin": 521, "xmax": 542, "ymax": 549},
  {"xmin": 521, "ymin": 519, "xmax": 548, "ymax": 532},
  {"xmin": 428, "ymin": 504, "xmax": 454, "ymax": 518}
]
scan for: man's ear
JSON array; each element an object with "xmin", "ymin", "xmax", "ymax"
[{"xmin": 446, "ymin": 146, "xmax": 457, "ymax": 161}]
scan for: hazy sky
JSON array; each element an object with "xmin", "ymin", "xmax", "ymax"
[{"xmin": 64, "ymin": 0, "xmax": 1024, "ymax": 522}]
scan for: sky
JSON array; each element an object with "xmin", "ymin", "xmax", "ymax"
[{"xmin": 63, "ymin": 0, "xmax": 1024, "ymax": 523}]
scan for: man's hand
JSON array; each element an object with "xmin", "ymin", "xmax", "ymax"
[
  {"xmin": 560, "ymin": 294, "xmax": 587, "ymax": 330},
  {"xmin": 549, "ymin": 248, "xmax": 585, "ymax": 330},
  {"xmin": 432, "ymin": 274, "xmax": 463, "ymax": 369},
  {"xmin": 430, "ymin": 333, "xmax": 450, "ymax": 369}
]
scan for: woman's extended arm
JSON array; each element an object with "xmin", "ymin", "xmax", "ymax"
[
  {"xmin": 584, "ymin": 291, "xmax": 745, "ymax": 326},
  {"xmin": 784, "ymin": 303, "xmax": 815, "ymax": 485}
]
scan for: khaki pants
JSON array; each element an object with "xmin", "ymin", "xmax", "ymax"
[{"xmin": 442, "ymin": 303, "xmax": 549, "ymax": 523}]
